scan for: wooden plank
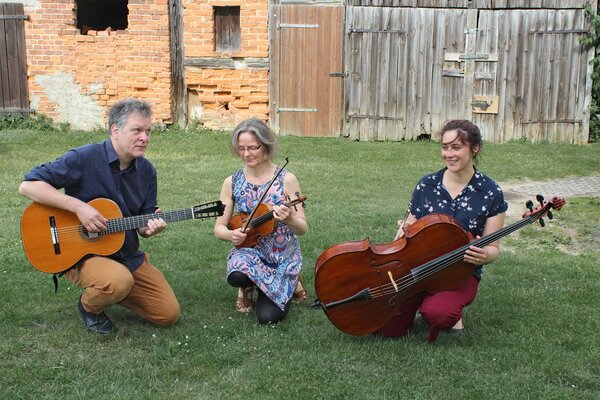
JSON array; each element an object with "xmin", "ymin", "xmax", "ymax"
[
  {"xmin": 444, "ymin": 52, "xmax": 498, "ymax": 62},
  {"xmin": 430, "ymin": 9, "xmax": 448, "ymax": 135},
  {"xmin": 169, "ymin": 0, "xmax": 185, "ymax": 125},
  {"xmin": 0, "ymin": 4, "xmax": 9, "ymax": 108},
  {"xmin": 397, "ymin": 8, "xmax": 411, "ymax": 139},
  {"xmin": 326, "ymin": 6, "xmax": 344, "ymax": 137},
  {"xmin": 4, "ymin": 3, "xmax": 23, "ymax": 109},
  {"xmin": 387, "ymin": 7, "xmax": 401, "ymax": 139},
  {"xmin": 405, "ymin": 8, "xmax": 420, "ymax": 140},
  {"xmin": 502, "ymin": 9, "xmax": 520, "ymax": 141},
  {"xmin": 14, "ymin": 2, "xmax": 28, "ymax": 111},
  {"xmin": 514, "ymin": 10, "xmax": 530, "ymax": 140},
  {"xmin": 462, "ymin": 9, "xmax": 477, "ymax": 120},
  {"xmin": 269, "ymin": 5, "xmax": 281, "ymax": 132}
]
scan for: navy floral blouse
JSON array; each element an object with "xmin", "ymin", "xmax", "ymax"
[{"xmin": 408, "ymin": 167, "xmax": 508, "ymax": 279}]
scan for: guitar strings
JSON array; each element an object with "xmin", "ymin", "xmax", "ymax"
[{"xmin": 47, "ymin": 207, "xmax": 215, "ymax": 237}]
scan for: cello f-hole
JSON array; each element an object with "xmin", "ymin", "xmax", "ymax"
[{"xmin": 369, "ymin": 259, "xmax": 402, "ymax": 268}]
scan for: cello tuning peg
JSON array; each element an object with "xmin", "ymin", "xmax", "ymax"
[
  {"xmin": 538, "ymin": 218, "xmax": 545, "ymax": 227},
  {"xmin": 525, "ymin": 200, "xmax": 534, "ymax": 211},
  {"xmin": 547, "ymin": 210, "xmax": 554, "ymax": 220},
  {"xmin": 536, "ymin": 194, "xmax": 545, "ymax": 204}
]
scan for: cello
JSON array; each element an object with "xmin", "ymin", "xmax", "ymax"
[{"xmin": 314, "ymin": 196, "xmax": 565, "ymax": 336}]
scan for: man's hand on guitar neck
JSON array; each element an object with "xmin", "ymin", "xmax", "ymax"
[{"xmin": 138, "ymin": 208, "xmax": 167, "ymax": 238}]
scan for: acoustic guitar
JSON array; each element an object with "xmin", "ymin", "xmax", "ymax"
[{"xmin": 21, "ymin": 198, "xmax": 225, "ymax": 274}]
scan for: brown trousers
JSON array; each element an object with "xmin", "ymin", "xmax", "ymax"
[{"xmin": 64, "ymin": 253, "xmax": 180, "ymax": 325}]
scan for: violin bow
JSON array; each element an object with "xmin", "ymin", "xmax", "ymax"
[
  {"xmin": 240, "ymin": 157, "xmax": 289, "ymax": 233},
  {"xmin": 394, "ymin": 206, "xmax": 411, "ymax": 240}
]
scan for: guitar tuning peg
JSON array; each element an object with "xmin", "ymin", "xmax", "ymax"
[
  {"xmin": 536, "ymin": 194, "xmax": 545, "ymax": 204},
  {"xmin": 525, "ymin": 200, "xmax": 534, "ymax": 212},
  {"xmin": 547, "ymin": 210, "xmax": 554, "ymax": 220}
]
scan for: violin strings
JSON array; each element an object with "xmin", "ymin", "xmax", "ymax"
[{"xmin": 249, "ymin": 198, "xmax": 303, "ymax": 229}]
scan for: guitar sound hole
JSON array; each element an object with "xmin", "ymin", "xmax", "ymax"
[{"xmin": 80, "ymin": 227, "xmax": 104, "ymax": 242}]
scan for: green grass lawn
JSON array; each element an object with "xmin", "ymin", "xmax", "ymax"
[{"xmin": 1, "ymin": 127, "xmax": 599, "ymax": 399}]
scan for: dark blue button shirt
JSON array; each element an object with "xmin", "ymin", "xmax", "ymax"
[
  {"xmin": 409, "ymin": 167, "xmax": 508, "ymax": 279},
  {"xmin": 23, "ymin": 139, "xmax": 158, "ymax": 272}
]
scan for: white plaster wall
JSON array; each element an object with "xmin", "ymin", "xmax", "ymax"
[{"xmin": 35, "ymin": 73, "xmax": 105, "ymax": 131}]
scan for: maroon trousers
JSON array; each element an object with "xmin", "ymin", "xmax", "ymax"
[{"xmin": 375, "ymin": 275, "xmax": 479, "ymax": 342}]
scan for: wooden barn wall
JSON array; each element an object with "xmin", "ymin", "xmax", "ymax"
[
  {"xmin": 342, "ymin": 5, "xmax": 594, "ymax": 143},
  {"xmin": 344, "ymin": 7, "xmax": 468, "ymax": 140},
  {"xmin": 345, "ymin": 0, "xmax": 589, "ymax": 8},
  {"xmin": 473, "ymin": 8, "xmax": 591, "ymax": 143}
]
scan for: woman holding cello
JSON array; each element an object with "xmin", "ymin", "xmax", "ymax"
[
  {"xmin": 378, "ymin": 119, "xmax": 507, "ymax": 342},
  {"xmin": 214, "ymin": 118, "xmax": 308, "ymax": 324}
]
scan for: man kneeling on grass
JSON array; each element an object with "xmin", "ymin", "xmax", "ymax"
[{"xmin": 19, "ymin": 98, "xmax": 180, "ymax": 334}]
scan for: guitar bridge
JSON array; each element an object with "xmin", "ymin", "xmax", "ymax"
[{"xmin": 49, "ymin": 216, "xmax": 61, "ymax": 255}]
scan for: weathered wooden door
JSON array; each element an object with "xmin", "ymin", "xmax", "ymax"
[
  {"xmin": 0, "ymin": 3, "xmax": 30, "ymax": 115},
  {"xmin": 344, "ymin": 7, "xmax": 468, "ymax": 141},
  {"xmin": 270, "ymin": 4, "xmax": 344, "ymax": 137}
]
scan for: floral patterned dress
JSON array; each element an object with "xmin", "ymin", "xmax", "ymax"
[{"xmin": 227, "ymin": 168, "xmax": 303, "ymax": 310}]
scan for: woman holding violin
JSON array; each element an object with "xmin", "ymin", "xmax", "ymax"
[
  {"xmin": 378, "ymin": 119, "xmax": 507, "ymax": 342},
  {"xmin": 214, "ymin": 118, "xmax": 308, "ymax": 324}
]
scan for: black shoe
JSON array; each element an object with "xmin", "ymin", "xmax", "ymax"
[
  {"xmin": 77, "ymin": 296, "xmax": 114, "ymax": 334},
  {"xmin": 444, "ymin": 327, "xmax": 465, "ymax": 337}
]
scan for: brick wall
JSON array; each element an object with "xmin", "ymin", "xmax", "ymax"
[
  {"xmin": 23, "ymin": 0, "xmax": 172, "ymax": 130},
  {"xmin": 21, "ymin": 0, "xmax": 271, "ymax": 131},
  {"xmin": 182, "ymin": 0, "xmax": 271, "ymax": 131}
]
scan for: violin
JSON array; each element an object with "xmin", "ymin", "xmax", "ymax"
[
  {"xmin": 314, "ymin": 195, "xmax": 565, "ymax": 336},
  {"xmin": 228, "ymin": 195, "xmax": 307, "ymax": 248}
]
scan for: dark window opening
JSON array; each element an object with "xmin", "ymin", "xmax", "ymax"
[
  {"xmin": 76, "ymin": 0, "xmax": 128, "ymax": 34},
  {"xmin": 214, "ymin": 6, "xmax": 241, "ymax": 52}
]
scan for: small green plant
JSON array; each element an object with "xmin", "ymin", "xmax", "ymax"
[
  {"xmin": 0, "ymin": 113, "xmax": 58, "ymax": 132},
  {"xmin": 0, "ymin": 113, "xmax": 26, "ymax": 130}
]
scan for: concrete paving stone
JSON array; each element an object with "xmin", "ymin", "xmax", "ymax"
[{"xmin": 502, "ymin": 175, "xmax": 600, "ymax": 199}]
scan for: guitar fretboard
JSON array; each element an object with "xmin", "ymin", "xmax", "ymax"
[{"xmin": 106, "ymin": 208, "xmax": 195, "ymax": 233}]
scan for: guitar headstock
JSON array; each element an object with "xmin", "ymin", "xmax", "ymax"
[
  {"xmin": 522, "ymin": 195, "xmax": 565, "ymax": 227},
  {"xmin": 193, "ymin": 200, "xmax": 226, "ymax": 219}
]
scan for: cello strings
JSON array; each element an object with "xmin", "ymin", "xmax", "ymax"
[{"xmin": 367, "ymin": 214, "xmax": 537, "ymax": 299}]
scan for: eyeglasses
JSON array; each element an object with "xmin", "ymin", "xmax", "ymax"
[{"xmin": 237, "ymin": 145, "xmax": 262, "ymax": 153}]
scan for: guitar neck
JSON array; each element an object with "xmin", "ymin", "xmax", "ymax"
[{"xmin": 106, "ymin": 208, "xmax": 194, "ymax": 233}]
